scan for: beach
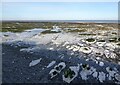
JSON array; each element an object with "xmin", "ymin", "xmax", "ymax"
[{"xmin": 1, "ymin": 22, "xmax": 120, "ymax": 84}]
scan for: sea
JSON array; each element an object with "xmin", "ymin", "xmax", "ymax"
[{"xmin": 2, "ymin": 20, "xmax": 119, "ymax": 23}]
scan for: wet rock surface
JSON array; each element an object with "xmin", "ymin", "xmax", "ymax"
[
  {"xmin": 2, "ymin": 42, "xmax": 120, "ymax": 84},
  {"xmin": 1, "ymin": 25, "xmax": 120, "ymax": 84}
]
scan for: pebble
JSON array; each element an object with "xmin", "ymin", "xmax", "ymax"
[
  {"xmin": 118, "ymin": 62, "xmax": 120, "ymax": 65},
  {"xmin": 66, "ymin": 45, "xmax": 70, "ymax": 49},
  {"xmin": 92, "ymin": 72, "xmax": 98, "ymax": 78},
  {"xmin": 98, "ymin": 72, "xmax": 106, "ymax": 83},
  {"xmin": 115, "ymin": 74, "xmax": 120, "ymax": 81},
  {"xmin": 96, "ymin": 57, "xmax": 101, "ymax": 60},
  {"xmin": 29, "ymin": 58, "xmax": 42, "ymax": 67},
  {"xmin": 49, "ymin": 47, "xmax": 54, "ymax": 50},
  {"xmin": 47, "ymin": 61, "xmax": 56, "ymax": 68},
  {"xmin": 99, "ymin": 62, "xmax": 104, "ymax": 67}
]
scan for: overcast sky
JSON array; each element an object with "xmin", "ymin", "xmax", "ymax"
[{"xmin": 2, "ymin": 2, "xmax": 118, "ymax": 20}]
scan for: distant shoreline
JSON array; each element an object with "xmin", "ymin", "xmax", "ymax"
[{"xmin": 1, "ymin": 20, "xmax": 119, "ymax": 23}]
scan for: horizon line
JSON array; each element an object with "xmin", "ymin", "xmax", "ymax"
[{"xmin": 1, "ymin": 20, "xmax": 119, "ymax": 23}]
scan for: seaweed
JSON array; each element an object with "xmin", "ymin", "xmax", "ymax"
[
  {"xmin": 41, "ymin": 30, "xmax": 60, "ymax": 34},
  {"xmin": 86, "ymin": 38, "xmax": 95, "ymax": 42},
  {"xmin": 84, "ymin": 48, "xmax": 88, "ymax": 50},
  {"xmin": 53, "ymin": 71, "xmax": 57, "ymax": 75},
  {"xmin": 98, "ymin": 40, "xmax": 105, "ymax": 42},
  {"xmin": 64, "ymin": 68, "xmax": 75, "ymax": 78}
]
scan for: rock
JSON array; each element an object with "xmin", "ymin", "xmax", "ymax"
[
  {"xmin": 99, "ymin": 62, "xmax": 104, "ymax": 67},
  {"xmin": 54, "ymin": 62, "xmax": 66, "ymax": 72},
  {"xmin": 80, "ymin": 66, "xmax": 96, "ymax": 80},
  {"xmin": 29, "ymin": 58, "xmax": 42, "ymax": 67},
  {"xmin": 92, "ymin": 72, "xmax": 98, "ymax": 78},
  {"xmin": 47, "ymin": 61, "xmax": 56, "ymax": 68},
  {"xmin": 66, "ymin": 45, "xmax": 70, "ymax": 49},
  {"xmin": 79, "ymin": 47, "xmax": 92, "ymax": 54},
  {"xmin": 49, "ymin": 69, "xmax": 59, "ymax": 78},
  {"xmin": 96, "ymin": 42, "xmax": 106, "ymax": 47},
  {"xmin": 63, "ymin": 64, "xmax": 80, "ymax": 83},
  {"xmin": 49, "ymin": 47, "xmax": 54, "ymax": 50},
  {"xmin": 49, "ymin": 62, "xmax": 66, "ymax": 79},
  {"xmin": 73, "ymin": 48, "xmax": 79, "ymax": 52},
  {"xmin": 98, "ymin": 72, "xmax": 106, "ymax": 83},
  {"xmin": 106, "ymin": 67, "xmax": 116, "ymax": 80},
  {"xmin": 115, "ymin": 74, "xmax": 120, "ymax": 81},
  {"xmin": 68, "ymin": 46, "xmax": 74, "ymax": 50}
]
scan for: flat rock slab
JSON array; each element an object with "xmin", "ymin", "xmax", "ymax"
[{"xmin": 2, "ymin": 44, "xmax": 120, "ymax": 84}]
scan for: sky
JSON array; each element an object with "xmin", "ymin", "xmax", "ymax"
[
  {"xmin": 1, "ymin": 0, "xmax": 119, "ymax": 2},
  {"xmin": 2, "ymin": 2, "xmax": 118, "ymax": 20}
]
